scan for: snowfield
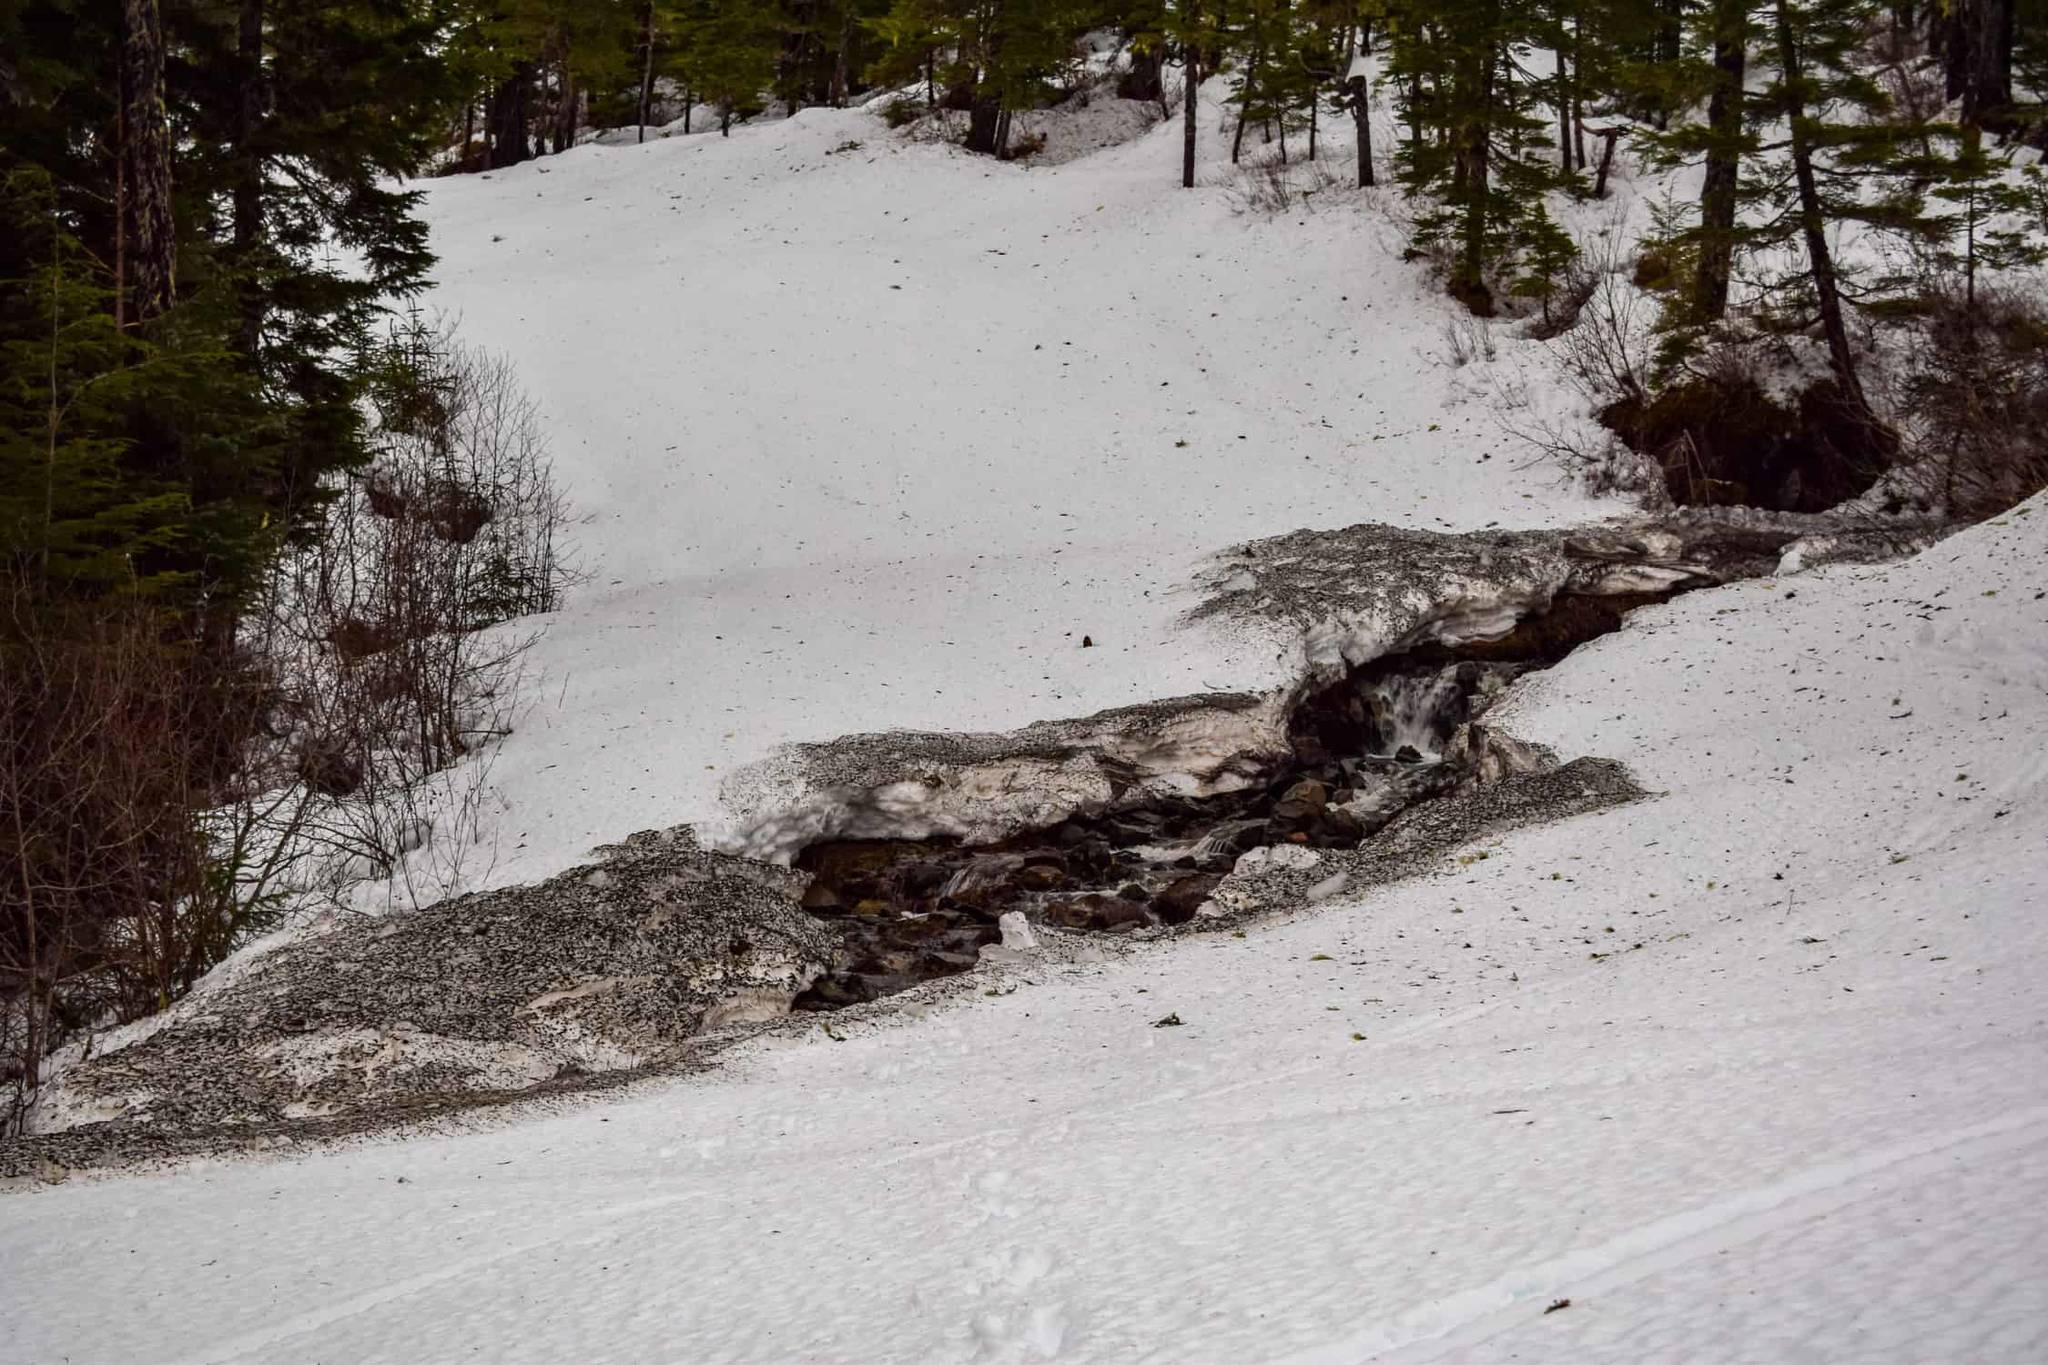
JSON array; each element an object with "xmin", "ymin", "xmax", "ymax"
[
  {"xmin": 5, "ymin": 92, "xmax": 2047, "ymax": 1363},
  {"xmin": 414, "ymin": 87, "xmax": 1600, "ymax": 892}
]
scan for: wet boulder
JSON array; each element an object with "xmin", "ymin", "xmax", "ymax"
[{"xmin": 1153, "ymin": 873, "xmax": 1223, "ymax": 925}]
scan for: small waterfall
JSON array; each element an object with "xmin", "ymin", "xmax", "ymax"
[{"xmin": 1363, "ymin": 667, "xmax": 1470, "ymax": 758}]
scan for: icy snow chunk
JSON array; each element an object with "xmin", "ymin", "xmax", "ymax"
[
  {"xmin": 1305, "ymin": 870, "xmax": 1351, "ymax": 903},
  {"xmin": 999, "ymin": 911, "xmax": 1039, "ymax": 952},
  {"xmin": 1235, "ymin": 844, "xmax": 1322, "ymax": 875}
]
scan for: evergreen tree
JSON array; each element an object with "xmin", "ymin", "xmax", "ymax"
[
  {"xmin": 1228, "ymin": 0, "xmax": 1296, "ymax": 164},
  {"xmin": 1689, "ymin": 0, "xmax": 1751, "ymax": 322},
  {"xmin": 1, "ymin": 171, "xmax": 191, "ymax": 596},
  {"xmin": 1929, "ymin": 124, "xmax": 2048, "ymax": 310},
  {"xmin": 673, "ymin": 0, "xmax": 778, "ymax": 132},
  {"xmin": 1, "ymin": 0, "xmax": 462, "ymax": 623},
  {"xmin": 865, "ymin": 0, "xmax": 956, "ymax": 108},
  {"xmin": 1383, "ymin": 0, "xmax": 1577, "ymax": 314},
  {"xmin": 1630, "ymin": 0, "xmax": 1757, "ymax": 325},
  {"xmin": 965, "ymin": 0, "xmax": 1091, "ymax": 157},
  {"xmin": 1754, "ymin": 0, "xmax": 1937, "ymax": 434},
  {"xmin": 1944, "ymin": 0, "xmax": 2017, "ymax": 130}
]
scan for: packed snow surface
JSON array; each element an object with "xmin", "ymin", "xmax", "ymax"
[{"xmin": 5, "ymin": 95, "xmax": 2047, "ymax": 1364}]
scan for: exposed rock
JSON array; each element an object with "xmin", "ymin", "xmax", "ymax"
[
  {"xmin": 1271, "ymin": 778, "xmax": 1329, "ymax": 825},
  {"xmin": 24, "ymin": 828, "xmax": 840, "ymax": 1138},
  {"xmin": 1444, "ymin": 723, "xmax": 1553, "ymax": 786},
  {"xmin": 1014, "ymin": 862, "xmax": 1068, "ymax": 892},
  {"xmin": 1043, "ymin": 893, "xmax": 1150, "ymax": 932},
  {"xmin": 1153, "ymin": 873, "xmax": 1222, "ymax": 925},
  {"xmin": 1314, "ymin": 804, "xmax": 1365, "ymax": 845}
]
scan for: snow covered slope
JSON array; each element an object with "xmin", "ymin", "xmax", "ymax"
[
  {"xmin": 5, "ymin": 95, "xmax": 2045, "ymax": 1365},
  {"xmin": 3, "ymin": 516, "xmax": 2043, "ymax": 1357},
  {"xmin": 415, "ymin": 89, "xmax": 1599, "ymax": 891}
]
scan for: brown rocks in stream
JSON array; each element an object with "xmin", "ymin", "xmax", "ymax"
[{"xmin": 1153, "ymin": 873, "xmax": 1223, "ymax": 925}]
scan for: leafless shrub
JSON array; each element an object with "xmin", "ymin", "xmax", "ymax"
[
  {"xmin": 1226, "ymin": 148, "xmax": 1342, "ymax": 214},
  {"xmin": 1551, "ymin": 264, "xmax": 1655, "ymax": 409},
  {"xmin": 1439, "ymin": 311, "xmax": 1497, "ymax": 366},
  {"xmin": 0, "ymin": 581, "xmax": 308, "ymax": 1126},
  {"xmin": 1529, "ymin": 221, "xmax": 1647, "ymax": 390},
  {"xmin": 1896, "ymin": 279, "xmax": 2048, "ymax": 519},
  {"xmin": 1, "ymin": 320, "xmax": 569, "ymax": 1123},
  {"xmin": 251, "ymin": 316, "xmax": 573, "ymax": 911},
  {"xmin": 1526, "ymin": 251, "xmax": 1604, "ymax": 341},
  {"xmin": 1500, "ymin": 226, "xmax": 1669, "ymax": 502}
]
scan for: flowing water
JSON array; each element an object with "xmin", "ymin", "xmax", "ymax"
[{"xmin": 790, "ymin": 656, "xmax": 1532, "ymax": 1009}]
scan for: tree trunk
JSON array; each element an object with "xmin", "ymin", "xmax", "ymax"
[
  {"xmin": 637, "ymin": 1, "xmax": 656, "ymax": 142},
  {"xmin": 1232, "ymin": 37, "xmax": 1263, "ymax": 164},
  {"xmin": 1121, "ymin": 42, "xmax": 1163, "ymax": 102},
  {"xmin": 488, "ymin": 66, "xmax": 531, "ymax": 169},
  {"xmin": 1452, "ymin": 45, "xmax": 1494, "ymax": 316},
  {"xmin": 1650, "ymin": 0, "xmax": 1683, "ymax": 126},
  {"xmin": 1570, "ymin": 18, "xmax": 1586, "ymax": 168},
  {"xmin": 1774, "ymin": 0, "xmax": 1875, "ymax": 423},
  {"xmin": 967, "ymin": 94, "xmax": 1002, "ymax": 154},
  {"xmin": 233, "ymin": 0, "xmax": 264, "ymax": 355},
  {"xmin": 553, "ymin": 63, "xmax": 578, "ymax": 153},
  {"xmin": 832, "ymin": 4, "xmax": 855, "ymax": 106},
  {"xmin": 1350, "ymin": 77, "xmax": 1373, "ymax": 186},
  {"xmin": 120, "ymin": 0, "xmax": 176, "ymax": 326},
  {"xmin": 1591, "ymin": 125, "xmax": 1620, "ymax": 198},
  {"xmin": 1693, "ymin": 0, "xmax": 1746, "ymax": 321},
  {"xmin": 1183, "ymin": 46, "xmax": 1198, "ymax": 187},
  {"xmin": 1555, "ymin": 33, "xmax": 1572, "ymax": 168},
  {"xmin": 1947, "ymin": 0, "xmax": 2016, "ymax": 129}
]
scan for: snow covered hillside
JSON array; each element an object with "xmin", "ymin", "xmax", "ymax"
[
  {"xmin": 417, "ymin": 88, "xmax": 1600, "ymax": 893},
  {"xmin": 3, "ymin": 498, "xmax": 2043, "ymax": 1361},
  {"xmin": 4, "ymin": 93, "xmax": 2046, "ymax": 1365}
]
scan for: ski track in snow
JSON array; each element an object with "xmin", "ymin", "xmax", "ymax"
[
  {"xmin": 5, "ymin": 96, "xmax": 2048, "ymax": 1365},
  {"xmin": 1294, "ymin": 1107, "xmax": 2048, "ymax": 1364}
]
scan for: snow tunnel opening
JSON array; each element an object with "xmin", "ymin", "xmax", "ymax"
[{"xmin": 787, "ymin": 588, "xmax": 1676, "ymax": 1011}]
